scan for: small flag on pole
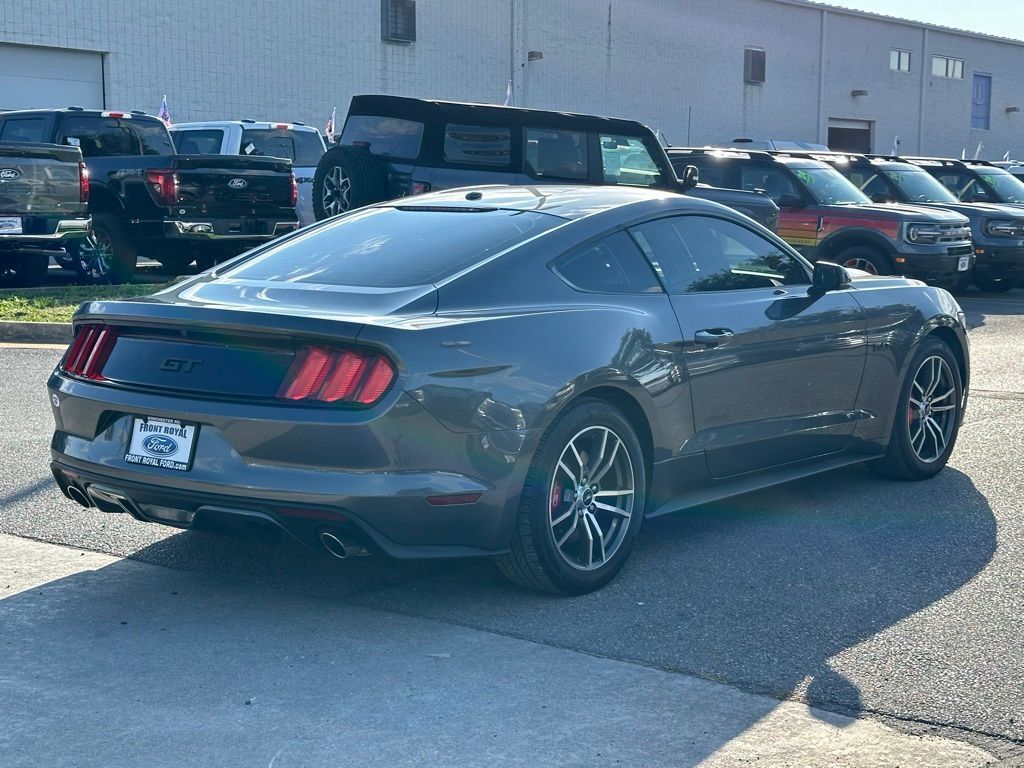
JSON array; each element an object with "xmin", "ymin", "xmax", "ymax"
[
  {"xmin": 504, "ymin": 79, "xmax": 513, "ymax": 107},
  {"xmin": 1004, "ymin": 150, "xmax": 1012, "ymax": 162},
  {"xmin": 974, "ymin": 141, "xmax": 984, "ymax": 160},
  {"xmin": 890, "ymin": 135, "xmax": 900, "ymax": 156},
  {"xmin": 325, "ymin": 107, "xmax": 337, "ymax": 143},
  {"xmin": 157, "ymin": 95, "xmax": 171, "ymax": 126},
  {"xmin": 961, "ymin": 148, "xmax": 967, "ymax": 160}
]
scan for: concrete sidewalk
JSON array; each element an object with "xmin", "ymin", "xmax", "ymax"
[{"xmin": 0, "ymin": 534, "xmax": 996, "ymax": 767}]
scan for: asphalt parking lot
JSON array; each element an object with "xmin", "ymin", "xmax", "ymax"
[{"xmin": 1, "ymin": 290, "xmax": 1022, "ymax": 766}]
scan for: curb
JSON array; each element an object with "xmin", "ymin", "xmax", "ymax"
[{"xmin": 0, "ymin": 321, "xmax": 73, "ymax": 344}]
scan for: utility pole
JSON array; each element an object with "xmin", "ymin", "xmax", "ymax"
[{"xmin": 510, "ymin": 0, "xmax": 526, "ymax": 107}]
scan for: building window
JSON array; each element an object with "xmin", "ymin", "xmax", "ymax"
[
  {"xmin": 744, "ymin": 48, "xmax": 766, "ymax": 84},
  {"xmin": 932, "ymin": 55, "xmax": 964, "ymax": 80},
  {"xmin": 381, "ymin": 0, "xmax": 416, "ymax": 43},
  {"xmin": 890, "ymin": 49, "xmax": 911, "ymax": 73},
  {"xmin": 972, "ymin": 73, "xmax": 992, "ymax": 130}
]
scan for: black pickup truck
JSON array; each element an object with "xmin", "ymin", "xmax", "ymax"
[
  {"xmin": 0, "ymin": 109, "xmax": 299, "ymax": 282},
  {"xmin": 0, "ymin": 141, "xmax": 90, "ymax": 287}
]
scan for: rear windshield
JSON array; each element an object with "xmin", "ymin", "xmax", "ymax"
[
  {"xmin": 340, "ymin": 115, "xmax": 424, "ymax": 159},
  {"xmin": 58, "ymin": 116, "xmax": 175, "ymax": 157},
  {"xmin": 241, "ymin": 128, "xmax": 324, "ymax": 166},
  {"xmin": 172, "ymin": 129, "xmax": 224, "ymax": 154},
  {"xmin": 0, "ymin": 116, "xmax": 47, "ymax": 143},
  {"xmin": 221, "ymin": 206, "xmax": 561, "ymax": 288}
]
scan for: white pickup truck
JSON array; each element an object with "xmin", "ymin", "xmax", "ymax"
[{"xmin": 170, "ymin": 121, "xmax": 325, "ymax": 227}]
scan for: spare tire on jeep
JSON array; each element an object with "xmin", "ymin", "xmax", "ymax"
[{"xmin": 312, "ymin": 146, "xmax": 389, "ymax": 221}]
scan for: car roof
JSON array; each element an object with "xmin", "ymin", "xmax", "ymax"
[
  {"xmin": 0, "ymin": 108, "xmax": 159, "ymax": 121},
  {"xmin": 170, "ymin": 121, "xmax": 318, "ymax": 132},
  {"xmin": 378, "ymin": 184, "xmax": 722, "ymax": 221},
  {"xmin": 347, "ymin": 95, "xmax": 656, "ymax": 136},
  {"xmin": 667, "ymin": 147, "xmax": 829, "ymax": 169}
]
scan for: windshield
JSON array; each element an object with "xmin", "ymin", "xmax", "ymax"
[
  {"xmin": 882, "ymin": 168, "xmax": 959, "ymax": 203},
  {"xmin": 976, "ymin": 168, "xmax": 1024, "ymax": 203},
  {"xmin": 791, "ymin": 166, "xmax": 869, "ymax": 205},
  {"xmin": 221, "ymin": 206, "xmax": 561, "ymax": 288}
]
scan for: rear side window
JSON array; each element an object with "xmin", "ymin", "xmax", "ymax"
[
  {"xmin": 340, "ymin": 115, "xmax": 424, "ymax": 159},
  {"xmin": 0, "ymin": 117, "xmax": 46, "ymax": 143},
  {"xmin": 553, "ymin": 231, "xmax": 662, "ymax": 294},
  {"xmin": 600, "ymin": 135, "xmax": 662, "ymax": 187},
  {"xmin": 443, "ymin": 124, "xmax": 512, "ymax": 167},
  {"xmin": 525, "ymin": 127, "xmax": 588, "ymax": 180},
  {"xmin": 673, "ymin": 157, "xmax": 728, "ymax": 187},
  {"xmin": 740, "ymin": 166, "xmax": 801, "ymax": 202},
  {"xmin": 172, "ymin": 129, "xmax": 224, "ymax": 154},
  {"xmin": 241, "ymin": 128, "xmax": 325, "ymax": 166},
  {"xmin": 222, "ymin": 207, "xmax": 561, "ymax": 288},
  {"xmin": 58, "ymin": 116, "xmax": 175, "ymax": 157}
]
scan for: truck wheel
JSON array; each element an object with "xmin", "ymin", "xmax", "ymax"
[
  {"xmin": 312, "ymin": 146, "xmax": 388, "ymax": 221},
  {"xmin": 836, "ymin": 246, "xmax": 892, "ymax": 276},
  {"xmin": 972, "ymin": 274, "xmax": 1016, "ymax": 293},
  {"xmin": 70, "ymin": 213, "xmax": 136, "ymax": 284},
  {"xmin": 0, "ymin": 251, "xmax": 50, "ymax": 287}
]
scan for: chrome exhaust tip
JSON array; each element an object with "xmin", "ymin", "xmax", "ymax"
[
  {"xmin": 318, "ymin": 530, "xmax": 368, "ymax": 559},
  {"xmin": 66, "ymin": 485, "xmax": 91, "ymax": 508}
]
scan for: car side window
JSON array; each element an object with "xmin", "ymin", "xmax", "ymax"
[
  {"xmin": 552, "ymin": 231, "xmax": 663, "ymax": 294},
  {"xmin": 443, "ymin": 124, "xmax": 512, "ymax": 167},
  {"xmin": 600, "ymin": 135, "xmax": 662, "ymax": 187},
  {"xmin": 935, "ymin": 171, "xmax": 987, "ymax": 201},
  {"xmin": 854, "ymin": 171, "xmax": 892, "ymax": 201},
  {"xmin": 740, "ymin": 166, "xmax": 801, "ymax": 204},
  {"xmin": 524, "ymin": 127, "xmax": 588, "ymax": 180},
  {"xmin": 673, "ymin": 158, "xmax": 728, "ymax": 187},
  {"xmin": 630, "ymin": 216, "xmax": 809, "ymax": 293}
]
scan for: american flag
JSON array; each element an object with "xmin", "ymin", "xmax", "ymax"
[
  {"xmin": 157, "ymin": 95, "xmax": 171, "ymax": 127},
  {"xmin": 325, "ymin": 107, "xmax": 337, "ymax": 143}
]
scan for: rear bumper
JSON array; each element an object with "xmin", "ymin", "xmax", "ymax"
[
  {"xmin": 164, "ymin": 219, "xmax": 298, "ymax": 240},
  {"xmin": 0, "ymin": 217, "xmax": 90, "ymax": 244},
  {"xmin": 47, "ymin": 375, "xmax": 535, "ymax": 558}
]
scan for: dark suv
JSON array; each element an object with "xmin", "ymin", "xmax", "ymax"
[
  {"xmin": 668, "ymin": 148, "xmax": 972, "ymax": 287},
  {"xmin": 903, "ymin": 157, "xmax": 1024, "ymax": 291},
  {"xmin": 312, "ymin": 95, "xmax": 778, "ymax": 230},
  {"xmin": 797, "ymin": 152, "xmax": 1023, "ymax": 293}
]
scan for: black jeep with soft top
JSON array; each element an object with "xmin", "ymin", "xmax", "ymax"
[{"xmin": 313, "ymin": 95, "xmax": 779, "ymax": 230}]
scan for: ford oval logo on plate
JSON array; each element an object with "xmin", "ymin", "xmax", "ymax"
[
  {"xmin": 227, "ymin": 177, "xmax": 248, "ymax": 189},
  {"xmin": 0, "ymin": 168, "xmax": 22, "ymax": 181},
  {"xmin": 142, "ymin": 434, "xmax": 179, "ymax": 456}
]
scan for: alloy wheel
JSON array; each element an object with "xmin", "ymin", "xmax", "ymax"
[
  {"xmin": 76, "ymin": 229, "xmax": 114, "ymax": 280},
  {"xmin": 548, "ymin": 425, "xmax": 635, "ymax": 571},
  {"xmin": 322, "ymin": 166, "xmax": 351, "ymax": 216},
  {"xmin": 908, "ymin": 355, "xmax": 957, "ymax": 463},
  {"xmin": 843, "ymin": 257, "xmax": 878, "ymax": 275}
]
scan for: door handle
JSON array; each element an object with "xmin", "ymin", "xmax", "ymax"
[{"xmin": 693, "ymin": 328, "xmax": 735, "ymax": 346}]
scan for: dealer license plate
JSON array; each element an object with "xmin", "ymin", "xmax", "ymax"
[
  {"xmin": 0, "ymin": 217, "xmax": 23, "ymax": 235},
  {"xmin": 124, "ymin": 417, "xmax": 198, "ymax": 472},
  {"xmin": 957, "ymin": 256, "xmax": 971, "ymax": 272}
]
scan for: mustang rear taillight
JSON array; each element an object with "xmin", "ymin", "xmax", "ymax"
[
  {"xmin": 277, "ymin": 346, "xmax": 396, "ymax": 405},
  {"xmin": 61, "ymin": 324, "xmax": 117, "ymax": 380},
  {"xmin": 145, "ymin": 169, "xmax": 178, "ymax": 206}
]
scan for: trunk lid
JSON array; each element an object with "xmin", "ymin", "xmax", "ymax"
[{"xmin": 0, "ymin": 142, "xmax": 85, "ymax": 217}]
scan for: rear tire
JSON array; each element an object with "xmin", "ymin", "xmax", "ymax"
[
  {"xmin": 836, "ymin": 246, "xmax": 893, "ymax": 276},
  {"xmin": 496, "ymin": 399, "xmax": 646, "ymax": 595},
  {"xmin": 868, "ymin": 337, "xmax": 963, "ymax": 481},
  {"xmin": 972, "ymin": 274, "xmax": 1016, "ymax": 293},
  {"xmin": 69, "ymin": 213, "xmax": 136, "ymax": 284},
  {"xmin": 312, "ymin": 146, "xmax": 388, "ymax": 221}
]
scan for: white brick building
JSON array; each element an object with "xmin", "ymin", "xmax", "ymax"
[{"xmin": 2, "ymin": 0, "xmax": 1024, "ymax": 159}]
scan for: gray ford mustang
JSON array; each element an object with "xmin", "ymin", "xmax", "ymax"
[{"xmin": 48, "ymin": 185, "xmax": 969, "ymax": 594}]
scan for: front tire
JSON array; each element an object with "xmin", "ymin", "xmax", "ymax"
[
  {"xmin": 496, "ymin": 399, "xmax": 646, "ymax": 595},
  {"xmin": 836, "ymin": 245, "xmax": 893, "ymax": 276},
  {"xmin": 312, "ymin": 146, "xmax": 388, "ymax": 221},
  {"xmin": 69, "ymin": 213, "xmax": 136, "ymax": 284},
  {"xmin": 868, "ymin": 337, "xmax": 963, "ymax": 480}
]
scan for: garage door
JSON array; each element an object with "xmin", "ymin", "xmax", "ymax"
[{"xmin": 0, "ymin": 44, "xmax": 104, "ymax": 111}]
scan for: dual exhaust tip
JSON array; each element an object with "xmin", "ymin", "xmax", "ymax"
[
  {"xmin": 66, "ymin": 485, "xmax": 90, "ymax": 508},
  {"xmin": 318, "ymin": 530, "xmax": 368, "ymax": 559}
]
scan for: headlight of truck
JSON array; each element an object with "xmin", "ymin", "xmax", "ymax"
[
  {"xmin": 906, "ymin": 223, "xmax": 943, "ymax": 244},
  {"xmin": 985, "ymin": 219, "xmax": 1022, "ymax": 237}
]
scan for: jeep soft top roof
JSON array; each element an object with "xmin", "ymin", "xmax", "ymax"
[{"xmin": 347, "ymin": 95, "xmax": 657, "ymax": 136}]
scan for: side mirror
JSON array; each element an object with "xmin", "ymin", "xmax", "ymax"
[
  {"xmin": 678, "ymin": 164, "xmax": 699, "ymax": 191},
  {"xmin": 810, "ymin": 261, "xmax": 852, "ymax": 295},
  {"xmin": 776, "ymin": 192, "xmax": 804, "ymax": 209}
]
